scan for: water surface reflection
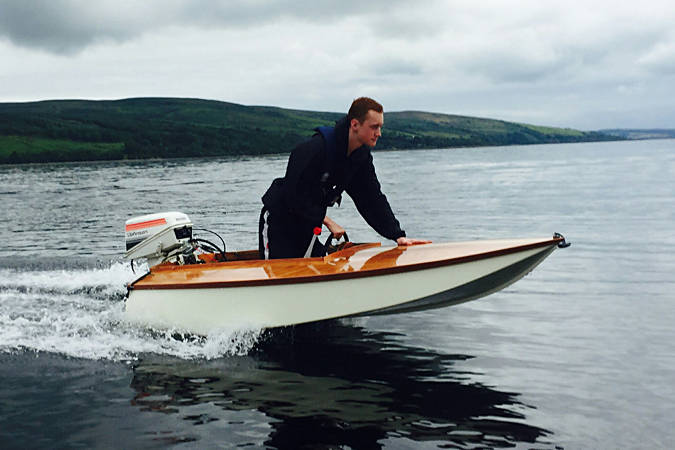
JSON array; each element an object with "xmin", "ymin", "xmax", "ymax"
[{"xmin": 132, "ymin": 322, "xmax": 551, "ymax": 448}]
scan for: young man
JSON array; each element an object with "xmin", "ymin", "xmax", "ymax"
[{"xmin": 259, "ymin": 97, "xmax": 430, "ymax": 259}]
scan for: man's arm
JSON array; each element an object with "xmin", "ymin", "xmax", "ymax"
[
  {"xmin": 323, "ymin": 216, "xmax": 345, "ymax": 239},
  {"xmin": 396, "ymin": 237, "xmax": 432, "ymax": 246},
  {"xmin": 347, "ymin": 154, "xmax": 431, "ymax": 245},
  {"xmin": 346, "ymin": 154, "xmax": 406, "ymax": 241}
]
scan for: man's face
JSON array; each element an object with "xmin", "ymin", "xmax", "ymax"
[{"xmin": 352, "ymin": 110, "xmax": 383, "ymax": 147}]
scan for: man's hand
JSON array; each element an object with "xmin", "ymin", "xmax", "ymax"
[
  {"xmin": 323, "ymin": 216, "xmax": 346, "ymax": 239},
  {"xmin": 396, "ymin": 237, "xmax": 432, "ymax": 246}
]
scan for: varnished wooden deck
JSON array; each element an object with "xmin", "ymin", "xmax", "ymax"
[{"xmin": 130, "ymin": 237, "xmax": 562, "ymax": 290}]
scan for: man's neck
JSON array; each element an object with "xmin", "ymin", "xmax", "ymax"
[{"xmin": 347, "ymin": 131, "xmax": 360, "ymax": 155}]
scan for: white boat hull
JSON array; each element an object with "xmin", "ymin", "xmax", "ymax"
[{"xmin": 125, "ymin": 243, "xmax": 557, "ymax": 334}]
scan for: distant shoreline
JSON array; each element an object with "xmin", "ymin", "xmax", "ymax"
[
  {"xmin": 0, "ymin": 97, "xmax": 629, "ymax": 165},
  {"xmin": 6, "ymin": 138, "xmax": 670, "ymax": 169}
]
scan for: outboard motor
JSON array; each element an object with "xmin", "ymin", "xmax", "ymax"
[{"xmin": 124, "ymin": 211, "xmax": 194, "ymax": 267}]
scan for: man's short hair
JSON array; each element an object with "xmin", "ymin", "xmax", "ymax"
[{"xmin": 347, "ymin": 97, "xmax": 383, "ymax": 123}]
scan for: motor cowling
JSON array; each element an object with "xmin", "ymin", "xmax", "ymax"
[{"xmin": 124, "ymin": 212, "xmax": 193, "ymax": 267}]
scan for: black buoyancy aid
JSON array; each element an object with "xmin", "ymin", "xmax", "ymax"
[{"xmin": 316, "ymin": 126, "xmax": 343, "ymax": 207}]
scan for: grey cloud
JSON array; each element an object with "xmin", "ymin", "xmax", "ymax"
[
  {"xmin": 0, "ymin": 0, "xmax": 408, "ymax": 55},
  {"xmin": 462, "ymin": 52, "xmax": 570, "ymax": 84},
  {"xmin": 374, "ymin": 59, "xmax": 423, "ymax": 76},
  {"xmin": 371, "ymin": 14, "xmax": 446, "ymax": 41},
  {"xmin": 638, "ymin": 42, "xmax": 675, "ymax": 75},
  {"xmin": 179, "ymin": 0, "xmax": 405, "ymax": 25},
  {"xmin": 451, "ymin": 23, "xmax": 673, "ymax": 86},
  {"xmin": 0, "ymin": 2, "xmax": 138, "ymax": 54}
]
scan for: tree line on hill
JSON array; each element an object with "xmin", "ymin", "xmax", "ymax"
[{"xmin": 0, "ymin": 98, "xmax": 621, "ymax": 164}]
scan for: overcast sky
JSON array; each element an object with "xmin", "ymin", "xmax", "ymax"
[{"xmin": 1, "ymin": 0, "xmax": 674, "ymax": 129}]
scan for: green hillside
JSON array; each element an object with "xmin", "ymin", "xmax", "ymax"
[{"xmin": 0, "ymin": 97, "xmax": 618, "ymax": 164}]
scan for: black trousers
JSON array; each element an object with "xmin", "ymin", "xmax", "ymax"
[{"xmin": 258, "ymin": 207, "xmax": 325, "ymax": 259}]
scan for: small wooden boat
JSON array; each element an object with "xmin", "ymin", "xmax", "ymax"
[{"xmin": 125, "ymin": 218, "xmax": 569, "ymax": 334}]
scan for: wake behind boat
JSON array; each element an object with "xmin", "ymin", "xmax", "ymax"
[{"xmin": 124, "ymin": 212, "xmax": 570, "ymax": 334}]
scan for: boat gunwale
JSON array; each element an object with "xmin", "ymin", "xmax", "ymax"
[{"xmin": 129, "ymin": 237, "xmax": 562, "ymax": 291}]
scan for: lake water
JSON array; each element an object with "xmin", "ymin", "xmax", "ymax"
[{"xmin": 1, "ymin": 139, "xmax": 673, "ymax": 448}]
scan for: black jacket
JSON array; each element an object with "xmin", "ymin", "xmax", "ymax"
[{"xmin": 262, "ymin": 116, "xmax": 406, "ymax": 241}]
